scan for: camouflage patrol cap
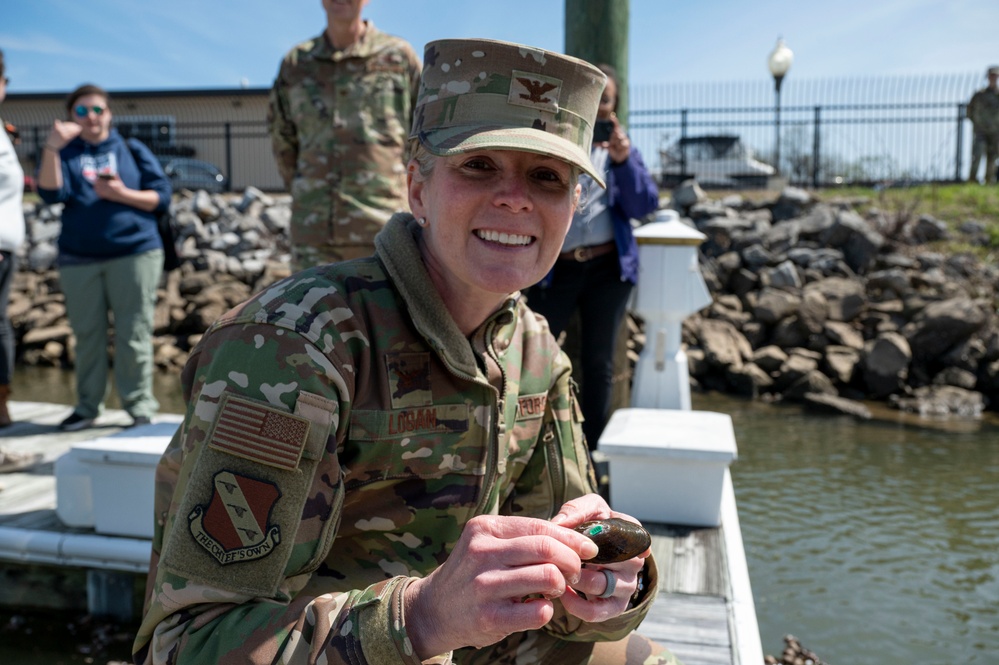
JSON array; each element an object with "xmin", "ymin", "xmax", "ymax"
[
  {"xmin": 989, "ymin": 66, "xmax": 999, "ymax": 76},
  {"xmin": 411, "ymin": 38, "xmax": 608, "ymax": 187}
]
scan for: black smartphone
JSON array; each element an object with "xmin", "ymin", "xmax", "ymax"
[
  {"xmin": 98, "ymin": 172, "xmax": 116, "ymax": 180},
  {"xmin": 593, "ymin": 119, "xmax": 614, "ymax": 143}
]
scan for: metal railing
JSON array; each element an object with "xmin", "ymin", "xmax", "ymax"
[
  {"xmin": 15, "ymin": 120, "xmax": 283, "ymax": 192},
  {"xmin": 627, "ymin": 71, "xmax": 987, "ymax": 188},
  {"xmin": 8, "ymin": 71, "xmax": 992, "ymax": 193}
]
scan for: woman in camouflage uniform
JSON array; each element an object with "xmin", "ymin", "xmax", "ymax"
[{"xmin": 136, "ymin": 38, "xmax": 679, "ymax": 665}]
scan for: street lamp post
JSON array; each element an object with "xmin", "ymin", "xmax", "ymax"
[{"xmin": 767, "ymin": 38, "xmax": 794, "ymax": 176}]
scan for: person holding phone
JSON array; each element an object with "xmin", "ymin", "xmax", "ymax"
[
  {"xmin": 527, "ymin": 63, "xmax": 660, "ymax": 452},
  {"xmin": 37, "ymin": 84, "xmax": 171, "ymax": 431}
]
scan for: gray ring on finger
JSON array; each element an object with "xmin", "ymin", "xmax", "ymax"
[{"xmin": 597, "ymin": 568, "xmax": 616, "ymax": 599}]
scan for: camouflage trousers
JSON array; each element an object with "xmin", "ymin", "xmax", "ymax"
[
  {"xmin": 969, "ymin": 131, "xmax": 999, "ymax": 184},
  {"xmin": 291, "ymin": 243, "xmax": 377, "ymax": 272},
  {"xmin": 454, "ymin": 630, "xmax": 682, "ymax": 665}
]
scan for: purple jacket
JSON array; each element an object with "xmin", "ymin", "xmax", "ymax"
[
  {"xmin": 538, "ymin": 143, "xmax": 659, "ymax": 287},
  {"xmin": 603, "ymin": 144, "xmax": 660, "ymax": 284}
]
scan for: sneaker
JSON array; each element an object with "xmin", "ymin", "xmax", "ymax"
[
  {"xmin": 130, "ymin": 416, "xmax": 152, "ymax": 427},
  {"xmin": 59, "ymin": 412, "xmax": 96, "ymax": 432}
]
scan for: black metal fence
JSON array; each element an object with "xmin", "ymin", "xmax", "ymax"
[
  {"xmin": 628, "ymin": 71, "xmax": 987, "ymax": 188},
  {"xmin": 5, "ymin": 89, "xmax": 284, "ymax": 192},
  {"xmin": 9, "ymin": 71, "xmax": 992, "ymax": 193},
  {"xmin": 15, "ymin": 120, "xmax": 282, "ymax": 192}
]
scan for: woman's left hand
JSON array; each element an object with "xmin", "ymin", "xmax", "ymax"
[
  {"xmin": 604, "ymin": 115, "xmax": 631, "ymax": 164},
  {"xmin": 550, "ymin": 494, "xmax": 650, "ymax": 622}
]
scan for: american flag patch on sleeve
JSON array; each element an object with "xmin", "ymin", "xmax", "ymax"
[{"xmin": 208, "ymin": 394, "xmax": 311, "ymax": 471}]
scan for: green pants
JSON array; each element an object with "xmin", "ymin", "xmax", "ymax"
[
  {"xmin": 59, "ymin": 249, "xmax": 162, "ymax": 419},
  {"xmin": 969, "ymin": 131, "xmax": 999, "ymax": 184}
]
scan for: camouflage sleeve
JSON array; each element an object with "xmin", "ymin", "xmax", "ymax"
[
  {"xmin": 135, "ymin": 322, "xmax": 434, "ymax": 665},
  {"xmin": 522, "ymin": 351, "xmax": 661, "ymax": 643},
  {"xmin": 268, "ymin": 60, "xmax": 299, "ymax": 189}
]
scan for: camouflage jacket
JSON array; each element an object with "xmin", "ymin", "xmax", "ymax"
[
  {"xmin": 968, "ymin": 86, "xmax": 999, "ymax": 136},
  {"xmin": 134, "ymin": 214, "xmax": 659, "ymax": 665},
  {"xmin": 268, "ymin": 22, "xmax": 421, "ymax": 265}
]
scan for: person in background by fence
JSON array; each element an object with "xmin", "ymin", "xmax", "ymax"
[
  {"xmin": 36, "ymin": 84, "xmax": 171, "ymax": 431},
  {"xmin": 0, "ymin": 49, "xmax": 24, "ymax": 428},
  {"xmin": 267, "ymin": 0, "xmax": 421, "ymax": 271},
  {"xmin": 527, "ymin": 64, "xmax": 660, "ymax": 452},
  {"xmin": 967, "ymin": 65, "xmax": 999, "ymax": 185}
]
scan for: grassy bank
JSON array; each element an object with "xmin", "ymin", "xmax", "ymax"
[
  {"xmin": 817, "ymin": 183, "xmax": 999, "ymax": 253},
  {"xmin": 683, "ymin": 182, "xmax": 999, "ymax": 258}
]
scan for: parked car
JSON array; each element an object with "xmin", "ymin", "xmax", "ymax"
[
  {"xmin": 158, "ymin": 157, "xmax": 228, "ymax": 193},
  {"xmin": 659, "ymin": 134, "xmax": 775, "ymax": 188}
]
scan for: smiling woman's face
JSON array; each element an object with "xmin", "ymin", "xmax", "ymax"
[{"xmin": 408, "ymin": 148, "xmax": 580, "ymax": 314}]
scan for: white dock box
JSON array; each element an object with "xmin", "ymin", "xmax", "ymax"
[
  {"xmin": 598, "ymin": 408, "xmax": 737, "ymax": 527},
  {"xmin": 55, "ymin": 422, "xmax": 178, "ymax": 538}
]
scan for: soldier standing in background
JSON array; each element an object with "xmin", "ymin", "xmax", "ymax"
[
  {"xmin": 967, "ymin": 65, "xmax": 999, "ymax": 185},
  {"xmin": 268, "ymin": 0, "xmax": 421, "ymax": 271}
]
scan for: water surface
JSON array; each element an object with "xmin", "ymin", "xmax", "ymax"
[
  {"xmin": 5, "ymin": 367, "xmax": 998, "ymax": 663},
  {"xmin": 697, "ymin": 392, "xmax": 999, "ymax": 663}
]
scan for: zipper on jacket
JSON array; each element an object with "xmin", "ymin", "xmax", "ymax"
[
  {"xmin": 542, "ymin": 406, "xmax": 566, "ymax": 518},
  {"xmin": 473, "ymin": 315, "xmax": 509, "ymax": 516}
]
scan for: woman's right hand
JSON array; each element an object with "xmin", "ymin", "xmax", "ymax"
[
  {"xmin": 402, "ymin": 514, "xmax": 599, "ymax": 658},
  {"xmin": 46, "ymin": 119, "xmax": 81, "ymax": 150}
]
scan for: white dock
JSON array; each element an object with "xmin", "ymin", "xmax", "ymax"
[{"xmin": 0, "ymin": 401, "xmax": 760, "ymax": 664}]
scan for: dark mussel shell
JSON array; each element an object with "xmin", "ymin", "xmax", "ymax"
[{"xmin": 574, "ymin": 518, "xmax": 651, "ymax": 564}]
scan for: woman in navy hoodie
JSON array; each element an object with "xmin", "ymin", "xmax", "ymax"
[
  {"xmin": 37, "ymin": 84, "xmax": 171, "ymax": 431},
  {"xmin": 527, "ymin": 65, "xmax": 660, "ymax": 452}
]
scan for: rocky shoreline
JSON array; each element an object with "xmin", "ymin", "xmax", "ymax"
[
  {"xmin": 764, "ymin": 634, "xmax": 830, "ymax": 665},
  {"xmin": 11, "ymin": 182, "xmax": 999, "ymax": 420},
  {"xmin": 670, "ymin": 181, "xmax": 999, "ymax": 419}
]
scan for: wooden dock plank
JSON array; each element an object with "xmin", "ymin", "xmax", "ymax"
[
  {"xmin": 0, "ymin": 403, "xmax": 742, "ymax": 664},
  {"xmin": 648, "ymin": 523, "xmax": 729, "ymax": 598},
  {"xmin": 639, "ymin": 520, "xmax": 734, "ymax": 663}
]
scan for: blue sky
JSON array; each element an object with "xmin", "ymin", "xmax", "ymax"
[{"xmin": 3, "ymin": 0, "xmax": 998, "ymax": 93}]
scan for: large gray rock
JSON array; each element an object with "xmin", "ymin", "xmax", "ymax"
[
  {"xmin": 671, "ymin": 179, "xmax": 707, "ymax": 209},
  {"xmin": 754, "ymin": 287, "xmax": 802, "ymax": 325},
  {"xmin": 802, "ymin": 393, "xmax": 872, "ymax": 419},
  {"xmin": 752, "ymin": 345, "xmax": 788, "ymax": 373},
  {"xmin": 797, "ymin": 289, "xmax": 828, "ymax": 336},
  {"xmin": 823, "ymin": 345, "xmax": 862, "ymax": 384},
  {"xmin": 726, "ymin": 362, "xmax": 774, "ymax": 398},
  {"xmin": 866, "ymin": 268, "xmax": 911, "ymax": 298},
  {"xmin": 771, "ymin": 186, "xmax": 814, "ymax": 222},
  {"xmin": 699, "ymin": 319, "xmax": 753, "ymax": 370},
  {"xmin": 824, "ymin": 320, "xmax": 865, "ymax": 350},
  {"xmin": 784, "ymin": 369, "xmax": 837, "ymax": 401},
  {"xmin": 821, "ymin": 210, "xmax": 884, "ymax": 274},
  {"xmin": 862, "ymin": 332, "xmax": 912, "ymax": 398},
  {"xmin": 932, "ymin": 367, "xmax": 978, "ymax": 390},
  {"xmin": 889, "ymin": 385, "xmax": 983, "ymax": 417},
  {"xmin": 902, "ymin": 297, "xmax": 988, "ymax": 361},
  {"xmin": 805, "ymin": 277, "xmax": 866, "ymax": 322},
  {"xmin": 909, "ymin": 214, "xmax": 949, "ymax": 244},
  {"xmin": 762, "ymin": 260, "xmax": 802, "ymax": 289}
]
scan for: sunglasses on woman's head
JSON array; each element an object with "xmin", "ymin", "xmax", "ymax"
[{"xmin": 74, "ymin": 105, "xmax": 106, "ymax": 118}]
